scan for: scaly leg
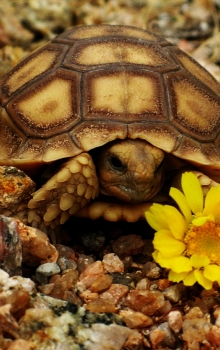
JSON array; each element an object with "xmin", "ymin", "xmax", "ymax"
[{"xmin": 28, "ymin": 153, "xmax": 99, "ymax": 229}]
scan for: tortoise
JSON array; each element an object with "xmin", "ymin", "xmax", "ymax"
[{"xmin": 0, "ymin": 24, "xmax": 220, "ymax": 228}]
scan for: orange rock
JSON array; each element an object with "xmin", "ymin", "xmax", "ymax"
[
  {"xmin": 119, "ymin": 309, "xmax": 153, "ymax": 328},
  {"xmin": 102, "ymin": 253, "xmax": 124, "ymax": 273},
  {"xmin": 50, "ymin": 269, "xmax": 78, "ymax": 300},
  {"xmin": 100, "ymin": 283, "xmax": 129, "ymax": 305},
  {"xmin": 79, "ymin": 260, "xmax": 104, "ymax": 279},
  {"xmin": 89, "ymin": 274, "xmax": 113, "ymax": 293},
  {"xmin": 80, "ymin": 289, "xmax": 99, "ymax": 303},
  {"xmin": 18, "ymin": 221, "xmax": 58, "ymax": 266},
  {"xmin": 0, "ymin": 166, "xmax": 35, "ymax": 220},
  {"xmin": 149, "ymin": 328, "xmax": 167, "ymax": 348},
  {"xmin": 125, "ymin": 290, "xmax": 165, "ymax": 316},
  {"xmin": 86, "ymin": 298, "xmax": 118, "ymax": 313}
]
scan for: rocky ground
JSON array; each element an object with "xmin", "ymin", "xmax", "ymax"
[{"xmin": 1, "ymin": 1, "xmax": 220, "ymax": 349}]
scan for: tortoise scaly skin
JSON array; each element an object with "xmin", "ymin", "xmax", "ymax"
[{"xmin": 0, "ymin": 25, "xmax": 220, "ymax": 228}]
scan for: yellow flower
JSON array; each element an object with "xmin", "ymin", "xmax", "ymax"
[{"xmin": 145, "ymin": 172, "xmax": 220, "ymax": 290}]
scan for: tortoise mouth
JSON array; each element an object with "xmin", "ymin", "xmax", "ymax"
[{"xmin": 99, "ymin": 171, "xmax": 164, "ymax": 203}]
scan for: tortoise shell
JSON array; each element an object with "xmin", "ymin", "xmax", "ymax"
[{"xmin": 1, "ymin": 24, "xmax": 220, "ymax": 172}]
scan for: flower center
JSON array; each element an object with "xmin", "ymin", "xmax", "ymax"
[{"xmin": 184, "ymin": 220, "xmax": 220, "ymax": 264}]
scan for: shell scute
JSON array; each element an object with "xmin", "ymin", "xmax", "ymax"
[
  {"xmin": 7, "ymin": 69, "xmax": 81, "ymax": 138},
  {"xmin": 43, "ymin": 133, "xmax": 81, "ymax": 163},
  {"xmin": 128, "ymin": 122, "xmax": 181, "ymax": 153},
  {"xmin": 71, "ymin": 121, "xmax": 127, "ymax": 151},
  {"xmin": 167, "ymin": 46, "xmax": 220, "ymax": 96},
  {"xmin": 52, "ymin": 24, "xmax": 163, "ymax": 45},
  {"xmin": 165, "ymin": 71, "xmax": 220, "ymax": 141},
  {"xmin": 63, "ymin": 37, "xmax": 178, "ymax": 72},
  {"xmin": 0, "ymin": 43, "xmax": 69, "ymax": 105},
  {"xmin": 82, "ymin": 69, "xmax": 167, "ymax": 122}
]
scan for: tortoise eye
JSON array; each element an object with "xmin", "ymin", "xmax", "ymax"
[{"xmin": 109, "ymin": 156, "xmax": 125, "ymax": 172}]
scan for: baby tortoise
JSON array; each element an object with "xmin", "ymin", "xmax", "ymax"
[{"xmin": 0, "ymin": 24, "xmax": 220, "ymax": 228}]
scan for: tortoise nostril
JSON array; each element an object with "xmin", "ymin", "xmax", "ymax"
[{"xmin": 109, "ymin": 156, "xmax": 125, "ymax": 171}]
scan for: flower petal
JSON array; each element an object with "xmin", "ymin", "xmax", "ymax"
[
  {"xmin": 168, "ymin": 256, "xmax": 192, "ymax": 273},
  {"xmin": 153, "ymin": 230, "xmax": 186, "ymax": 258},
  {"xmin": 168, "ymin": 270, "xmax": 189, "ymax": 283},
  {"xmin": 190, "ymin": 254, "xmax": 210, "ymax": 269},
  {"xmin": 152, "ymin": 250, "xmax": 171, "ymax": 269},
  {"xmin": 162, "ymin": 205, "xmax": 188, "ymax": 240},
  {"xmin": 169, "ymin": 187, "xmax": 192, "ymax": 224},
  {"xmin": 203, "ymin": 186, "xmax": 220, "ymax": 220},
  {"xmin": 181, "ymin": 172, "xmax": 203, "ymax": 214},
  {"xmin": 194, "ymin": 269, "xmax": 213, "ymax": 290},
  {"xmin": 203, "ymin": 265, "xmax": 220, "ymax": 282},
  {"xmin": 183, "ymin": 271, "xmax": 197, "ymax": 286},
  {"xmin": 145, "ymin": 203, "xmax": 169, "ymax": 231},
  {"xmin": 192, "ymin": 216, "xmax": 209, "ymax": 226}
]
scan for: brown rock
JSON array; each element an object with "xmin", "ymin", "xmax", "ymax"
[
  {"xmin": 102, "ymin": 253, "xmax": 124, "ymax": 273},
  {"xmin": 0, "ymin": 216, "xmax": 22, "ymax": 276},
  {"xmin": 119, "ymin": 309, "xmax": 153, "ymax": 328},
  {"xmin": 80, "ymin": 289, "xmax": 99, "ymax": 303},
  {"xmin": 168, "ymin": 310, "xmax": 183, "ymax": 333},
  {"xmin": 208, "ymin": 325, "xmax": 220, "ymax": 347},
  {"xmin": 80, "ymin": 260, "xmax": 104, "ymax": 280},
  {"xmin": 100, "ymin": 284, "xmax": 129, "ymax": 305},
  {"xmin": 18, "ymin": 221, "xmax": 58, "ymax": 266},
  {"xmin": 125, "ymin": 289, "xmax": 165, "ymax": 316},
  {"xmin": 0, "ymin": 166, "xmax": 35, "ymax": 221},
  {"xmin": 142, "ymin": 261, "xmax": 161, "ymax": 279},
  {"xmin": 86, "ymin": 298, "xmax": 118, "ymax": 313},
  {"xmin": 112, "ymin": 234, "xmax": 145, "ymax": 257},
  {"xmin": 50, "ymin": 269, "xmax": 79, "ymax": 300},
  {"xmin": 149, "ymin": 328, "xmax": 167, "ymax": 348},
  {"xmin": 89, "ymin": 274, "xmax": 113, "ymax": 293}
]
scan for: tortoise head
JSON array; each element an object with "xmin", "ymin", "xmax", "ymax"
[{"xmin": 94, "ymin": 139, "xmax": 164, "ymax": 203}]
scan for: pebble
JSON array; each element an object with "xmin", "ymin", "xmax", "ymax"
[
  {"xmin": 119, "ymin": 309, "xmax": 153, "ymax": 328},
  {"xmin": 0, "ymin": 166, "xmax": 35, "ymax": 221},
  {"xmin": 125, "ymin": 290, "xmax": 165, "ymax": 316},
  {"xmin": 142, "ymin": 261, "xmax": 161, "ymax": 279},
  {"xmin": 112, "ymin": 234, "xmax": 145, "ymax": 257},
  {"xmin": 57, "ymin": 256, "xmax": 77, "ymax": 271},
  {"xmin": 49, "ymin": 269, "xmax": 79, "ymax": 300},
  {"xmin": 157, "ymin": 322, "xmax": 176, "ymax": 348},
  {"xmin": 89, "ymin": 274, "xmax": 113, "ymax": 293},
  {"xmin": 149, "ymin": 327, "xmax": 167, "ymax": 348},
  {"xmin": 36, "ymin": 262, "xmax": 61, "ymax": 277},
  {"xmin": 136, "ymin": 278, "xmax": 151, "ymax": 290},
  {"xmin": 111, "ymin": 272, "xmax": 133, "ymax": 287},
  {"xmin": 100, "ymin": 284, "xmax": 129, "ymax": 305},
  {"xmin": 80, "ymin": 289, "xmax": 99, "ymax": 303},
  {"xmin": 36, "ymin": 263, "xmax": 60, "ymax": 284},
  {"xmin": 86, "ymin": 298, "xmax": 118, "ymax": 313},
  {"xmin": 168, "ymin": 310, "xmax": 183, "ymax": 333},
  {"xmin": 80, "ymin": 260, "xmax": 104, "ymax": 279},
  {"xmin": 102, "ymin": 253, "xmax": 124, "ymax": 273},
  {"xmin": 164, "ymin": 283, "xmax": 186, "ymax": 303},
  {"xmin": 77, "ymin": 254, "xmax": 95, "ymax": 273},
  {"xmin": 18, "ymin": 221, "xmax": 58, "ymax": 266},
  {"xmin": 0, "ymin": 215, "xmax": 22, "ymax": 276}
]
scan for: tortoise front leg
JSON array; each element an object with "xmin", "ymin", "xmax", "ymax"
[{"xmin": 28, "ymin": 153, "xmax": 99, "ymax": 229}]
